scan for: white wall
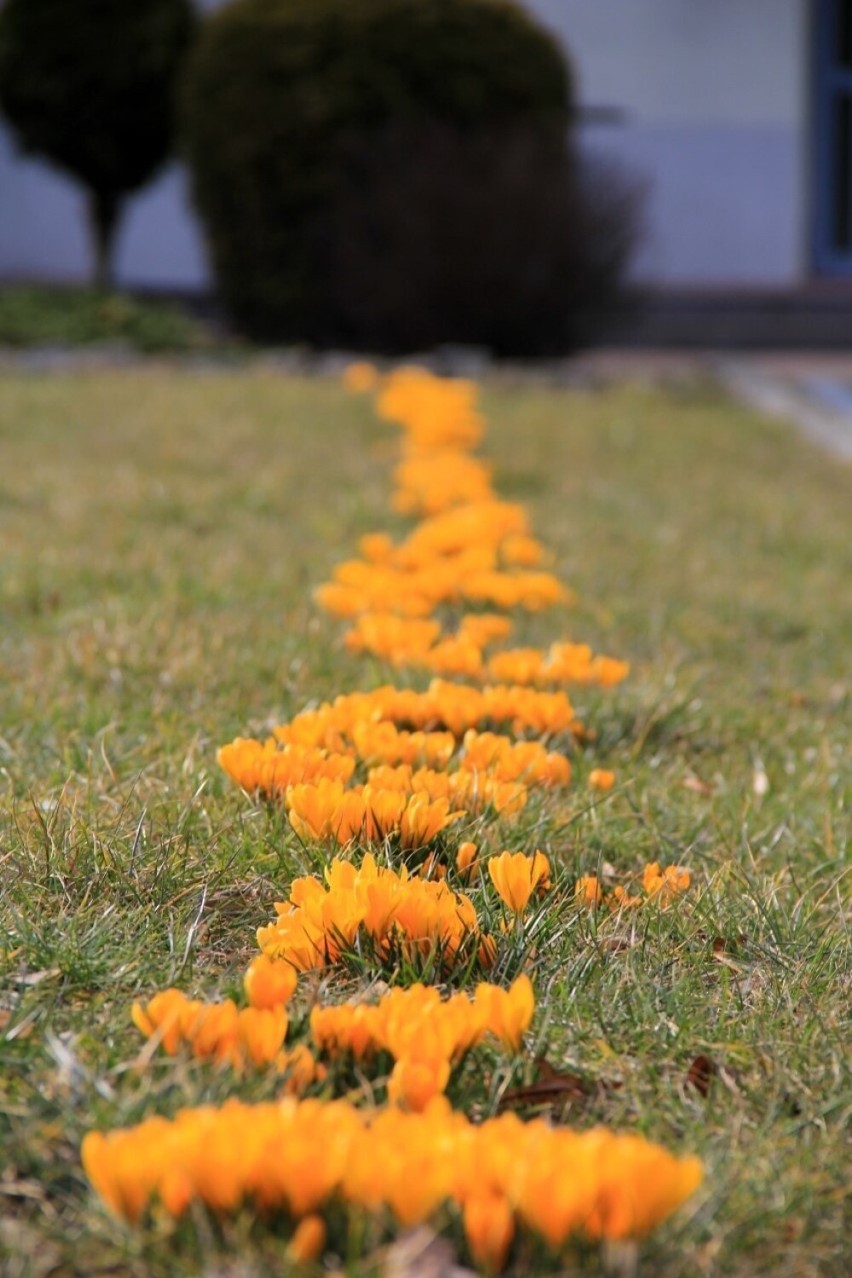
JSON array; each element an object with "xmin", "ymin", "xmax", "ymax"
[
  {"xmin": 529, "ymin": 0, "xmax": 804, "ymax": 126},
  {"xmin": 0, "ymin": 133, "xmax": 210, "ymax": 289},
  {"xmin": 527, "ymin": 0, "xmax": 810, "ymax": 284},
  {"xmin": 0, "ymin": 0, "xmax": 215, "ymax": 289},
  {"xmin": 0, "ymin": 0, "xmax": 810, "ymax": 290}
]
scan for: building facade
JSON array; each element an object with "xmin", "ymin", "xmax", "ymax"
[{"xmin": 0, "ymin": 0, "xmax": 848, "ymax": 292}]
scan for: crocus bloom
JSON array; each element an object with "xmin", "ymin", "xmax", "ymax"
[
  {"xmin": 642, "ymin": 862, "xmax": 691, "ymax": 903},
  {"xmin": 474, "ymin": 975, "xmax": 535, "ymax": 1053},
  {"xmin": 609, "ymin": 884, "xmax": 642, "ymax": 910},
  {"xmin": 132, "ymin": 990, "xmax": 288, "ymax": 1072},
  {"xmin": 488, "ymin": 851, "xmax": 551, "ymax": 913},
  {"xmin": 464, "ymin": 1191, "xmax": 515, "ymax": 1272},
  {"xmin": 387, "ymin": 1054, "xmax": 452, "ymax": 1112},
  {"xmin": 243, "ymin": 954, "xmax": 298, "ymax": 1009},
  {"xmin": 575, "ymin": 875, "xmax": 604, "ymax": 909},
  {"xmin": 456, "ymin": 841, "xmax": 478, "ymax": 875},
  {"xmin": 343, "ymin": 361, "xmax": 380, "ymax": 393},
  {"xmin": 287, "ymin": 1214, "xmax": 327, "ymax": 1263}
]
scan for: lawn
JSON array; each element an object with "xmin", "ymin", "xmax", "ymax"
[{"xmin": 0, "ymin": 364, "xmax": 848, "ymax": 1277}]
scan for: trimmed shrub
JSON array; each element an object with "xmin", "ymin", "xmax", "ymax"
[
  {"xmin": 320, "ymin": 125, "xmax": 643, "ymax": 355},
  {"xmin": 0, "ymin": 0, "xmax": 196, "ymax": 288},
  {"xmin": 183, "ymin": 0, "xmax": 640, "ymax": 352}
]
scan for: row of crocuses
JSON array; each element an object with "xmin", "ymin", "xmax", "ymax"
[{"xmin": 82, "ymin": 365, "xmax": 701, "ymax": 1271}]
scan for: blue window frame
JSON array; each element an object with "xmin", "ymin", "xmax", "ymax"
[{"xmin": 814, "ymin": 0, "xmax": 852, "ymax": 274}]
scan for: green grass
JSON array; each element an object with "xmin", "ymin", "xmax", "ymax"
[
  {"xmin": 0, "ymin": 367, "xmax": 849, "ymax": 1277},
  {"xmin": 0, "ymin": 287, "xmax": 222, "ymax": 353}
]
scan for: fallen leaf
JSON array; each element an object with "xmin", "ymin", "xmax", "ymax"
[
  {"xmin": 685, "ymin": 1054, "xmax": 717, "ymax": 1097},
  {"xmin": 828, "ymin": 682, "xmax": 847, "ymax": 707},
  {"xmin": 682, "ymin": 774, "xmax": 713, "ymax": 796},
  {"xmin": 600, "ymin": 935, "xmax": 640, "ymax": 954},
  {"xmin": 717, "ymin": 1063, "xmax": 744, "ymax": 1098},
  {"xmin": 19, "ymin": 968, "xmax": 61, "ymax": 987},
  {"xmin": 711, "ymin": 934, "xmax": 747, "ymax": 958},
  {"xmin": 752, "ymin": 766, "xmax": 769, "ymax": 797},
  {"xmin": 710, "ymin": 943, "xmax": 749, "ymax": 975},
  {"xmin": 382, "ymin": 1227, "xmax": 475, "ymax": 1278},
  {"xmin": 200, "ymin": 1262, "xmax": 263, "ymax": 1278},
  {"xmin": 782, "ymin": 1218, "xmax": 805, "ymax": 1244},
  {"xmin": 501, "ymin": 1057, "xmax": 617, "ymax": 1110},
  {"xmin": 3, "ymin": 1012, "xmax": 36, "ymax": 1042},
  {"xmin": 0, "ymin": 1220, "xmax": 62, "ymax": 1277},
  {"xmin": 601, "ymin": 1239, "xmax": 639, "ymax": 1278}
]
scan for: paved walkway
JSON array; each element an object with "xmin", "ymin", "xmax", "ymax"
[
  {"xmin": 566, "ymin": 349, "xmax": 852, "ymax": 463},
  {"xmin": 715, "ymin": 353, "xmax": 852, "ymax": 463}
]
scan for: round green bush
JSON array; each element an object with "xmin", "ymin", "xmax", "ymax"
[
  {"xmin": 183, "ymin": 0, "xmax": 577, "ymax": 344},
  {"xmin": 0, "ymin": 0, "xmax": 196, "ymax": 288}
]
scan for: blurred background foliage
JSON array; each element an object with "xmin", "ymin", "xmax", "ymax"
[
  {"xmin": 0, "ymin": 0, "xmax": 643, "ymax": 356},
  {"xmin": 0, "ymin": 0, "xmax": 196, "ymax": 290},
  {"xmin": 0, "ymin": 287, "xmax": 217, "ymax": 352},
  {"xmin": 181, "ymin": 0, "xmax": 642, "ymax": 354}
]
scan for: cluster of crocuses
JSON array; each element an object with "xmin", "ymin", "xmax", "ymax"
[
  {"xmin": 576, "ymin": 862, "xmax": 693, "ymax": 911},
  {"xmin": 82, "ymin": 1095, "xmax": 703, "ymax": 1270},
  {"xmin": 216, "ymin": 675, "xmax": 583, "ymax": 849},
  {"xmin": 224, "ymin": 678, "xmax": 586, "ymax": 756},
  {"xmin": 131, "ymin": 984, "xmax": 321, "ymax": 1087},
  {"xmin": 344, "ymin": 611, "xmax": 631, "ymax": 688},
  {"xmin": 129, "ymin": 958, "xmax": 535, "ymax": 1114},
  {"xmin": 82, "ymin": 366, "xmax": 700, "ymax": 1269},
  {"xmin": 314, "ymin": 405, "xmax": 629, "ymax": 683},
  {"xmin": 249, "ymin": 848, "xmax": 556, "ymax": 982},
  {"xmin": 311, "ymin": 976, "xmax": 535, "ymax": 1111},
  {"xmin": 218, "ymin": 720, "xmax": 571, "ymax": 836},
  {"xmin": 256, "ymin": 853, "xmax": 484, "ymax": 976}
]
